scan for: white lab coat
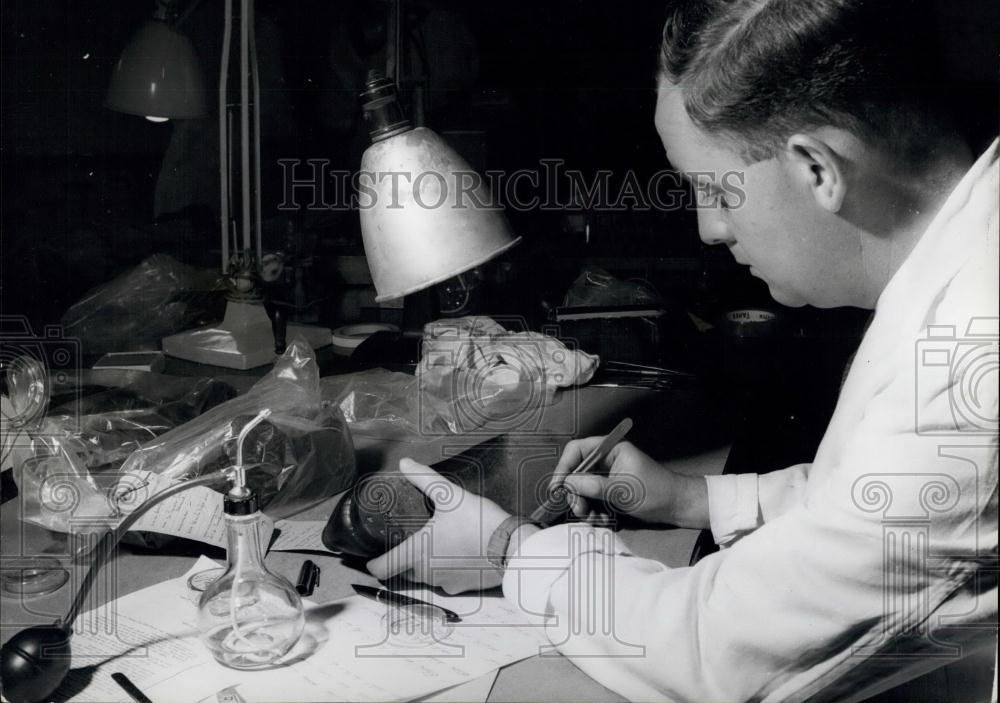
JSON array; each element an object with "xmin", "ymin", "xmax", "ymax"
[{"xmin": 503, "ymin": 141, "xmax": 999, "ymax": 702}]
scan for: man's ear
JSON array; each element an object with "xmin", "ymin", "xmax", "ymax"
[{"xmin": 784, "ymin": 133, "xmax": 847, "ymax": 213}]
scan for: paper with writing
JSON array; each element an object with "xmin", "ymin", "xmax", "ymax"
[
  {"xmin": 116, "ymin": 471, "xmax": 273, "ymax": 549},
  {"xmin": 63, "ymin": 558, "xmax": 549, "ymax": 702},
  {"xmin": 269, "ymin": 520, "xmax": 329, "ymax": 553}
]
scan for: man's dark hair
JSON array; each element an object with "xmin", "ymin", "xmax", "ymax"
[{"xmin": 660, "ymin": 0, "xmax": 956, "ymax": 164}]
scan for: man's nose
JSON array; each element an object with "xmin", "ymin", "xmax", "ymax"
[{"xmin": 697, "ymin": 210, "xmax": 733, "ymax": 246}]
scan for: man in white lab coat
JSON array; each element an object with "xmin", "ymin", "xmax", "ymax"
[{"xmin": 368, "ymin": 0, "xmax": 999, "ymax": 700}]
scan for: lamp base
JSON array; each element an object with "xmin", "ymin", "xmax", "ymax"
[{"xmin": 162, "ymin": 301, "xmax": 330, "ymax": 370}]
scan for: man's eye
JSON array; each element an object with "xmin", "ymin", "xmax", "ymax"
[{"xmin": 701, "ymin": 190, "xmax": 730, "ymax": 209}]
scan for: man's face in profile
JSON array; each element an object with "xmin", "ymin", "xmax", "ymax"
[{"xmin": 654, "ymin": 81, "xmax": 857, "ymax": 309}]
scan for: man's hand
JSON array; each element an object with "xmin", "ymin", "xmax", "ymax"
[
  {"xmin": 549, "ymin": 438, "xmax": 710, "ymax": 529},
  {"xmin": 366, "ymin": 458, "xmax": 511, "ymax": 594}
]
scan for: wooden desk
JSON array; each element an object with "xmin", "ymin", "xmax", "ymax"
[{"xmin": 1, "ymin": 382, "xmax": 729, "ymax": 702}]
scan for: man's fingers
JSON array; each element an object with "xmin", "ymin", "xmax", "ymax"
[
  {"xmin": 367, "ymin": 529, "xmax": 427, "ymax": 580},
  {"xmin": 602, "ymin": 440, "xmax": 635, "ymax": 470},
  {"xmin": 563, "ymin": 473, "xmax": 607, "ymax": 499},
  {"xmin": 568, "ymin": 493, "xmax": 589, "ymax": 517},
  {"xmin": 549, "ymin": 437, "xmax": 605, "ymax": 488},
  {"xmin": 562, "ymin": 474, "xmax": 609, "ymax": 517},
  {"xmin": 397, "ymin": 457, "xmax": 461, "ymax": 506}
]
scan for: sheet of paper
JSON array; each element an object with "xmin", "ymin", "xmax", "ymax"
[
  {"xmin": 117, "ymin": 471, "xmax": 273, "ymax": 549},
  {"xmin": 419, "ymin": 669, "xmax": 498, "ymax": 703},
  {"xmin": 269, "ymin": 519, "xmax": 329, "ymax": 552},
  {"xmin": 62, "ymin": 558, "xmax": 550, "ymax": 703},
  {"xmin": 63, "ymin": 556, "xmax": 226, "ymax": 702}
]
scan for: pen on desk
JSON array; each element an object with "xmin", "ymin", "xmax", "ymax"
[
  {"xmin": 111, "ymin": 672, "xmax": 153, "ymax": 703},
  {"xmin": 352, "ymin": 584, "xmax": 462, "ymax": 623}
]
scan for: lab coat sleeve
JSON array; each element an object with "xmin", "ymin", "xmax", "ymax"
[
  {"xmin": 502, "ymin": 439, "xmax": 993, "ymax": 702},
  {"xmin": 705, "ymin": 463, "xmax": 810, "ymax": 546},
  {"xmin": 499, "ymin": 215, "xmax": 997, "ymax": 701},
  {"xmin": 500, "ymin": 144, "xmax": 997, "ymax": 702}
]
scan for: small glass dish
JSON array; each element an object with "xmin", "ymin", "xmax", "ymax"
[
  {"xmin": 1, "ymin": 557, "xmax": 70, "ymax": 598},
  {"xmin": 381, "ymin": 603, "xmax": 455, "ymax": 647}
]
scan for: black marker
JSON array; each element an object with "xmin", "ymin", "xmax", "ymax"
[{"xmin": 296, "ymin": 560, "xmax": 320, "ymax": 596}]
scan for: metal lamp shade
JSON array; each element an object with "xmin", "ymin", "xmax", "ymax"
[
  {"xmin": 359, "ymin": 127, "xmax": 521, "ymax": 301},
  {"xmin": 106, "ymin": 20, "xmax": 207, "ymax": 120}
]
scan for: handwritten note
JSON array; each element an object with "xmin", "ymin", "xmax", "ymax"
[
  {"xmin": 64, "ymin": 558, "xmax": 550, "ymax": 702},
  {"xmin": 116, "ymin": 471, "xmax": 273, "ymax": 549},
  {"xmin": 269, "ymin": 520, "xmax": 330, "ymax": 553}
]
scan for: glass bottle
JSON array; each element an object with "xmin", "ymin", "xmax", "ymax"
[{"xmin": 197, "ymin": 488, "xmax": 304, "ymax": 669}]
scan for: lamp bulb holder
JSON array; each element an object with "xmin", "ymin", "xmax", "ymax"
[{"xmin": 361, "ymin": 73, "xmax": 412, "ymax": 142}]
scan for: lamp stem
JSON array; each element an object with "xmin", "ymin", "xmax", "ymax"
[
  {"xmin": 395, "ymin": 0, "xmax": 403, "ymax": 87},
  {"xmin": 239, "ymin": 0, "xmax": 252, "ymax": 255},
  {"xmin": 219, "ymin": 0, "xmax": 233, "ymax": 273},
  {"xmin": 249, "ymin": 0, "xmax": 263, "ymax": 267},
  {"xmin": 61, "ymin": 470, "xmax": 231, "ymax": 629},
  {"xmin": 385, "ymin": 0, "xmax": 397, "ymax": 81}
]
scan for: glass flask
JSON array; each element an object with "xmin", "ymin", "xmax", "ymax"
[{"xmin": 197, "ymin": 489, "xmax": 304, "ymax": 669}]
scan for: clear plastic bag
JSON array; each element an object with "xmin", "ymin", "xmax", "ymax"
[
  {"xmin": 14, "ymin": 375, "xmax": 238, "ymax": 534},
  {"xmin": 320, "ymin": 366, "xmax": 517, "ymax": 437},
  {"xmin": 321, "ymin": 369, "xmax": 422, "ymax": 439},
  {"xmin": 60, "ymin": 254, "xmax": 223, "ymax": 354},
  {"xmin": 562, "ymin": 267, "xmax": 661, "ymax": 307},
  {"xmin": 120, "ymin": 339, "xmax": 355, "ymax": 519},
  {"xmin": 15, "ymin": 339, "xmax": 355, "ymax": 535},
  {"xmin": 321, "ymin": 317, "xmax": 596, "ymax": 439}
]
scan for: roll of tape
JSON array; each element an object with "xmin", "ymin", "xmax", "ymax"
[{"xmin": 331, "ymin": 323, "xmax": 400, "ymax": 356}]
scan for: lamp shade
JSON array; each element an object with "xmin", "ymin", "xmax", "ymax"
[
  {"xmin": 106, "ymin": 20, "xmax": 207, "ymax": 120},
  {"xmin": 359, "ymin": 127, "xmax": 521, "ymax": 301}
]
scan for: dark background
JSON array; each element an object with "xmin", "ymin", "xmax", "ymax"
[
  {"xmin": 1, "ymin": 0, "xmax": 998, "ymax": 474},
  {"xmin": 2, "ymin": 0, "xmax": 997, "ymax": 330}
]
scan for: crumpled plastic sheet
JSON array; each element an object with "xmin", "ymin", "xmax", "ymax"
[
  {"xmin": 322, "ymin": 316, "xmax": 598, "ymax": 439},
  {"xmin": 120, "ymin": 338, "xmax": 355, "ymax": 520},
  {"xmin": 15, "ymin": 339, "xmax": 355, "ymax": 537},
  {"xmin": 60, "ymin": 253, "xmax": 223, "ymax": 354},
  {"xmin": 14, "ymin": 374, "xmax": 237, "ymax": 535},
  {"xmin": 561, "ymin": 267, "xmax": 661, "ymax": 307}
]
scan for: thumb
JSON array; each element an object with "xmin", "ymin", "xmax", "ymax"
[
  {"xmin": 397, "ymin": 458, "xmax": 462, "ymax": 508},
  {"xmin": 367, "ymin": 528, "xmax": 430, "ymax": 580}
]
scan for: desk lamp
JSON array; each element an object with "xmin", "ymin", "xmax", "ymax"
[
  {"xmin": 108, "ymin": 0, "xmax": 330, "ymax": 369},
  {"xmin": 105, "ymin": 0, "xmax": 207, "ymax": 122},
  {"xmin": 357, "ymin": 74, "xmax": 521, "ymax": 303},
  {"xmin": 0, "ymin": 412, "xmax": 302, "ymax": 703}
]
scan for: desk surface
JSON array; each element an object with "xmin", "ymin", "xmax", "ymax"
[{"xmin": 1, "ymin": 380, "xmax": 728, "ymax": 703}]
